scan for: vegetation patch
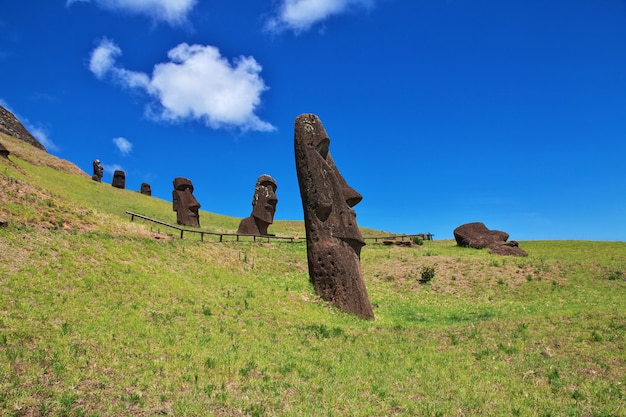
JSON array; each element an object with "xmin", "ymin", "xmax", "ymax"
[{"xmin": 1, "ymin": 144, "xmax": 625, "ymax": 416}]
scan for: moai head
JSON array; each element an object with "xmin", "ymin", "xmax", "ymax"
[
  {"xmin": 237, "ymin": 174, "xmax": 278, "ymax": 236},
  {"xmin": 172, "ymin": 177, "xmax": 200, "ymax": 227},
  {"xmin": 0, "ymin": 142, "xmax": 9, "ymax": 158},
  {"xmin": 92, "ymin": 159, "xmax": 103, "ymax": 182},
  {"xmin": 112, "ymin": 169, "xmax": 125, "ymax": 189},
  {"xmin": 294, "ymin": 113, "xmax": 374, "ymax": 319},
  {"xmin": 140, "ymin": 182, "xmax": 152, "ymax": 196}
]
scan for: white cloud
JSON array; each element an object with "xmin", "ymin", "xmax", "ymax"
[
  {"xmin": 103, "ymin": 163, "xmax": 123, "ymax": 176},
  {"xmin": 26, "ymin": 124, "xmax": 58, "ymax": 152},
  {"xmin": 89, "ymin": 38, "xmax": 121, "ymax": 79},
  {"xmin": 266, "ymin": 0, "xmax": 375, "ymax": 33},
  {"xmin": 113, "ymin": 136, "xmax": 133, "ymax": 155},
  {"xmin": 88, "ymin": 40, "xmax": 274, "ymax": 132},
  {"xmin": 66, "ymin": 0, "xmax": 197, "ymax": 26}
]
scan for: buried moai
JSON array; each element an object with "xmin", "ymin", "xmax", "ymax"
[
  {"xmin": 172, "ymin": 177, "xmax": 200, "ymax": 227},
  {"xmin": 92, "ymin": 159, "xmax": 103, "ymax": 182},
  {"xmin": 237, "ymin": 174, "xmax": 278, "ymax": 236},
  {"xmin": 0, "ymin": 142, "xmax": 9, "ymax": 158},
  {"xmin": 294, "ymin": 113, "xmax": 375, "ymax": 320},
  {"xmin": 454, "ymin": 222, "xmax": 528, "ymax": 256},
  {"xmin": 111, "ymin": 169, "xmax": 126, "ymax": 189},
  {"xmin": 140, "ymin": 182, "xmax": 152, "ymax": 196}
]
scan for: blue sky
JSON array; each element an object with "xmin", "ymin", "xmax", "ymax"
[{"xmin": 1, "ymin": 0, "xmax": 625, "ymax": 241}]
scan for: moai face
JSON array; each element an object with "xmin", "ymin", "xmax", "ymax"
[
  {"xmin": 294, "ymin": 113, "xmax": 374, "ymax": 319},
  {"xmin": 251, "ymin": 174, "xmax": 278, "ymax": 226},
  {"xmin": 112, "ymin": 169, "xmax": 125, "ymax": 189},
  {"xmin": 92, "ymin": 159, "xmax": 103, "ymax": 182},
  {"xmin": 140, "ymin": 183, "xmax": 151, "ymax": 196},
  {"xmin": 172, "ymin": 177, "xmax": 200, "ymax": 227}
]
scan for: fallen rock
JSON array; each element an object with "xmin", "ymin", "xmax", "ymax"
[{"xmin": 454, "ymin": 222, "xmax": 527, "ymax": 256}]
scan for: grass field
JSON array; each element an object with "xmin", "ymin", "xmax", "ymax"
[{"xmin": 1, "ymin": 133, "xmax": 625, "ymax": 416}]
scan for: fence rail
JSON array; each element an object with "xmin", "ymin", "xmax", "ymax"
[
  {"xmin": 363, "ymin": 233, "xmax": 434, "ymax": 243},
  {"xmin": 125, "ymin": 211, "xmax": 433, "ymax": 243},
  {"xmin": 125, "ymin": 211, "xmax": 301, "ymax": 243}
]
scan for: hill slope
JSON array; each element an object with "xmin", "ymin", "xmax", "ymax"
[
  {"xmin": 1, "ymin": 135, "xmax": 625, "ymax": 416},
  {"xmin": 0, "ymin": 105, "xmax": 46, "ymax": 151}
]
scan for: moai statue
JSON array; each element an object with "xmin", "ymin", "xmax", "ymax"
[
  {"xmin": 140, "ymin": 182, "xmax": 152, "ymax": 196},
  {"xmin": 237, "ymin": 174, "xmax": 278, "ymax": 236},
  {"xmin": 172, "ymin": 177, "xmax": 200, "ymax": 227},
  {"xmin": 294, "ymin": 113, "xmax": 374, "ymax": 320},
  {"xmin": 92, "ymin": 159, "xmax": 103, "ymax": 182},
  {"xmin": 0, "ymin": 142, "xmax": 9, "ymax": 158},
  {"xmin": 112, "ymin": 169, "xmax": 126, "ymax": 189}
]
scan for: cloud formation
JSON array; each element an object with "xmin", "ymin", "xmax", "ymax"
[
  {"xmin": 102, "ymin": 163, "xmax": 123, "ymax": 176},
  {"xmin": 113, "ymin": 136, "xmax": 133, "ymax": 155},
  {"xmin": 66, "ymin": 0, "xmax": 197, "ymax": 26},
  {"xmin": 88, "ymin": 39, "xmax": 274, "ymax": 132},
  {"xmin": 266, "ymin": 0, "xmax": 374, "ymax": 33}
]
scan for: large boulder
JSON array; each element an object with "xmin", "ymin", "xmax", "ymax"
[{"xmin": 454, "ymin": 222, "xmax": 527, "ymax": 256}]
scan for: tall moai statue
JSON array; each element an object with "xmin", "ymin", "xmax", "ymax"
[
  {"xmin": 92, "ymin": 159, "xmax": 103, "ymax": 182},
  {"xmin": 112, "ymin": 169, "xmax": 126, "ymax": 189},
  {"xmin": 172, "ymin": 177, "xmax": 200, "ymax": 227},
  {"xmin": 237, "ymin": 174, "xmax": 278, "ymax": 236},
  {"xmin": 294, "ymin": 114, "xmax": 374, "ymax": 320}
]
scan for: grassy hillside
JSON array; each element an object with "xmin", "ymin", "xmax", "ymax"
[{"xmin": 1, "ymin": 134, "xmax": 625, "ymax": 416}]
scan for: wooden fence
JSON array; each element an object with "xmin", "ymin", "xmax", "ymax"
[
  {"xmin": 125, "ymin": 211, "xmax": 433, "ymax": 243},
  {"xmin": 125, "ymin": 211, "xmax": 301, "ymax": 243}
]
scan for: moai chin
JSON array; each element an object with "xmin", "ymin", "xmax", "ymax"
[
  {"xmin": 92, "ymin": 159, "xmax": 103, "ymax": 182},
  {"xmin": 294, "ymin": 113, "xmax": 374, "ymax": 320},
  {"xmin": 172, "ymin": 177, "xmax": 200, "ymax": 227},
  {"xmin": 140, "ymin": 183, "xmax": 152, "ymax": 196},
  {"xmin": 237, "ymin": 174, "xmax": 278, "ymax": 236},
  {"xmin": 112, "ymin": 169, "xmax": 125, "ymax": 189}
]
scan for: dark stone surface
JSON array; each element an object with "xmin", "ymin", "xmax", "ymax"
[
  {"xmin": 0, "ymin": 105, "xmax": 46, "ymax": 151},
  {"xmin": 454, "ymin": 222, "xmax": 527, "ymax": 256},
  {"xmin": 0, "ymin": 141, "xmax": 9, "ymax": 158},
  {"xmin": 237, "ymin": 174, "xmax": 278, "ymax": 236},
  {"xmin": 112, "ymin": 169, "xmax": 126, "ymax": 189},
  {"xmin": 92, "ymin": 159, "xmax": 103, "ymax": 182},
  {"xmin": 172, "ymin": 177, "xmax": 200, "ymax": 227},
  {"xmin": 140, "ymin": 183, "xmax": 152, "ymax": 196},
  {"xmin": 294, "ymin": 113, "xmax": 374, "ymax": 319}
]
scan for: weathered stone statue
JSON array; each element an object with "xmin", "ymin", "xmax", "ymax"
[
  {"xmin": 140, "ymin": 183, "xmax": 152, "ymax": 196},
  {"xmin": 0, "ymin": 142, "xmax": 9, "ymax": 158},
  {"xmin": 112, "ymin": 169, "xmax": 125, "ymax": 189},
  {"xmin": 172, "ymin": 177, "xmax": 200, "ymax": 227},
  {"xmin": 294, "ymin": 113, "xmax": 374, "ymax": 319},
  {"xmin": 92, "ymin": 159, "xmax": 103, "ymax": 182},
  {"xmin": 237, "ymin": 174, "xmax": 278, "ymax": 236},
  {"xmin": 454, "ymin": 222, "xmax": 528, "ymax": 256}
]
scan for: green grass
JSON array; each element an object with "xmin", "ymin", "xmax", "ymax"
[{"xmin": 1, "ymin": 139, "xmax": 625, "ymax": 416}]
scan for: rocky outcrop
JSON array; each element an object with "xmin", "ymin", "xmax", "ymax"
[
  {"xmin": 0, "ymin": 105, "xmax": 46, "ymax": 151},
  {"xmin": 454, "ymin": 222, "xmax": 527, "ymax": 256}
]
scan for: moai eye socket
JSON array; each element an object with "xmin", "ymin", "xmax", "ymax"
[{"xmin": 316, "ymin": 137, "xmax": 330, "ymax": 159}]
